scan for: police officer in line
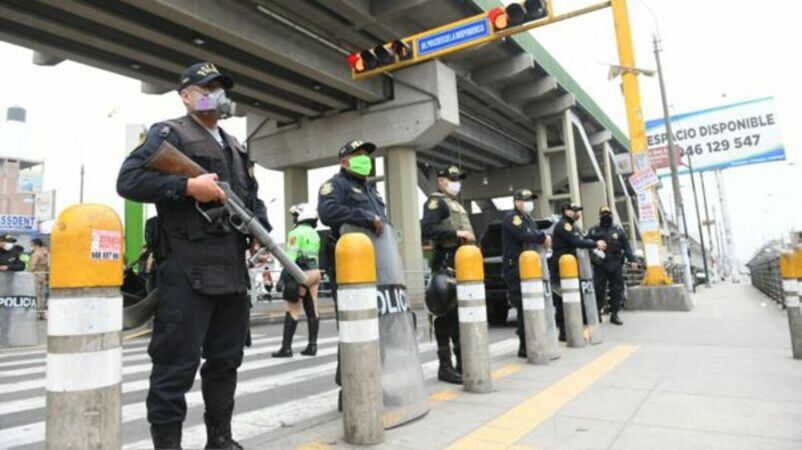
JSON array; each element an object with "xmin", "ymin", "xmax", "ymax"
[
  {"xmin": 117, "ymin": 62, "xmax": 269, "ymax": 450},
  {"xmin": 586, "ymin": 206, "xmax": 637, "ymax": 326},
  {"xmin": 317, "ymin": 139, "xmax": 386, "ymax": 407},
  {"xmin": 272, "ymin": 203, "xmax": 322, "ymax": 358},
  {"xmin": 421, "ymin": 165, "xmax": 475, "ymax": 384},
  {"xmin": 501, "ymin": 189, "xmax": 551, "ymax": 357},
  {"xmin": 550, "ymin": 203, "xmax": 606, "ymax": 341},
  {"xmin": 0, "ymin": 235, "xmax": 25, "ymax": 272}
]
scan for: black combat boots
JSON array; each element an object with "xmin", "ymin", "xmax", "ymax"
[
  {"xmin": 272, "ymin": 312, "xmax": 297, "ymax": 357},
  {"xmin": 204, "ymin": 412, "xmax": 242, "ymax": 450},
  {"xmin": 437, "ymin": 348, "xmax": 462, "ymax": 384},
  {"xmin": 610, "ymin": 312, "xmax": 623, "ymax": 325},
  {"xmin": 301, "ymin": 316, "xmax": 319, "ymax": 356},
  {"xmin": 517, "ymin": 334, "xmax": 527, "ymax": 358},
  {"xmin": 151, "ymin": 422, "xmax": 182, "ymax": 449}
]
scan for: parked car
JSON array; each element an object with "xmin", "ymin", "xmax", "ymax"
[
  {"xmin": 479, "ymin": 222, "xmax": 510, "ymax": 325},
  {"xmin": 478, "ymin": 217, "xmax": 556, "ymax": 326}
]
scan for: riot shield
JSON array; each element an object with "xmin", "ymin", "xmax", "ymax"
[
  {"xmin": 537, "ymin": 247, "xmax": 560, "ymax": 359},
  {"xmin": 577, "ymin": 249, "xmax": 603, "ymax": 345},
  {"xmin": 0, "ymin": 272, "xmax": 39, "ymax": 348},
  {"xmin": 340, "ymin": 224, "xmax": 429, "ymax": 428}
]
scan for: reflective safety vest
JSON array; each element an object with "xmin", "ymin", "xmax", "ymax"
[
  {"xmin": 286, "ymin": 223, "xmax": 320, "ymax": 263},
  {"xmin": 431, "ymin": 192, "xmax": 474, "ymax": 249}
]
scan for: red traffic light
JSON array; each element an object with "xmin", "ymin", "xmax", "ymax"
[
  {"xmin": 488, "ymin": 8, "xmax": 509, "ymax": 31},
  {"xmin": 347, "ymin": 53, "xmax": 365, "ymax": 72}
]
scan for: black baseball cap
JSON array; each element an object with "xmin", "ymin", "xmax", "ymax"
[
  {"xmin": 338, "ymin": 140, "xmax": 376, "ymax": 158},
  {"xmin": 178, "ymin": 62, "xmax": 234, "ymax": 92},
  {"xmin": 599, "ymin": 205, "xmax": 613, "ymax": 215},
  {"xmin": 560, "ymin": 202, "xmax": 583, "ymax": 212},
  {"xmin": 513, "ymin": 189, "xmax": 537, "ymax": 201},
  {"xmin": 1, "ymin": 234, "xmax": 17, "ymax": 243},
  {"xmin": 437, "ymin": 165, "xmax": 467, "ymax": 181}
]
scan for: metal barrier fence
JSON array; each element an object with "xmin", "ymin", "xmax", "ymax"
[{"xmin": 747, "ymin": 245, "xmax": 785, "ymax": 305}]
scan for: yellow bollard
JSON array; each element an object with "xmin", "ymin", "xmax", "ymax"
[
  {"xmin": 784, "ymin": 251, "xmax": 802, "ymax": 359},
  {"xmin": 46, "ymin": 204, "xmax": 124, "ymax": 450},
  {"xmin": 335, "ymin": 232, "xmax": 384, "ymax": 445},
  {"xmin": 520, "ymin": 251, "xmax": 549, "ymax": 364},
  {"xmin": 559, "ymin": 254, "xmax": 585, "ymax": 348},
  {"xmin": 455, "ymin": 245, "xmax": 491, "ymax": 393}
]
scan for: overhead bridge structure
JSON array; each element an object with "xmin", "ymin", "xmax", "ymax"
[{"xmin": 2, "ymin": 0, "xmax": 658, "ymax": 296}]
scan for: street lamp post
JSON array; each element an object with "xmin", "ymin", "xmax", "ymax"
[{"xmin": 653, "ymin": 35, "xmax": 693, "ymax": 292}]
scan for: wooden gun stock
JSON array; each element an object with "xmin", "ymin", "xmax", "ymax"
[{"xmin": 144, "ymin": 140, "xmax": 207, "ymax": 178}]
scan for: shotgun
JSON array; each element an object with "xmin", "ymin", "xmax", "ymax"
[{"xmin": 144, "ymin": 140, "xmax": 309, "ymax": 286}]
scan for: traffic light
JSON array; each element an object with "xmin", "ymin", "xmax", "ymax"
[
  {"xmin": 488, "ymin": 8, "xmax": 508, "ymax": 31},
  {"xmin": 347, "ymin": 40, "xmax": 413, "ymax": 74},
  {"xmin": 493, "ymin": 0, "xmax": 548, "ymax": 30}
]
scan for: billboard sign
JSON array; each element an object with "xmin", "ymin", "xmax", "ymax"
[
  {"xmin": 646, "ymin": 97, "xmax": 784, "ymax": 175},
  {"xmin": 0, "ymin": 214, "xmax": 36, "ymax": 233},
  {"xmin": 35, "ymin": 190, "xmax": 55, "ymax": 222}
]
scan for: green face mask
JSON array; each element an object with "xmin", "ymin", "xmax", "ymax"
[{"xmin": 348, "ymin": 154, "xmax": 372, "ymax": 176}]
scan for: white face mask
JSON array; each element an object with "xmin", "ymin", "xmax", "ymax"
[
  {"xmin": 444, "ymin": 181, "xmax": 461, "ymax": 197},
  {"xmin": 2, "ymin": 243, "xmax": 13, "ymax": 251},
  {"xmin": 522, "ymin": 201, "xmax": 535, "ymax": 214}
]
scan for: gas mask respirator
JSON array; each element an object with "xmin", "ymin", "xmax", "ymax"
[{"xmin": 194, "ymin": 88, "xmax": 235, "ymax": 118}]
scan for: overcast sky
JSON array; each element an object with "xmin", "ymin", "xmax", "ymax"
[{"xmin": 1, "ymin": 0, "xmax": 800, "ymax": 265}]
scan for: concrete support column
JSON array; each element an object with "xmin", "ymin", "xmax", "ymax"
[
  {"xmin": 535, "ymin": 122, "xmax": 552, "ymax": 217},
  {"xmin": 283, "ymin": 167, "xmax": 308, "ymax": 233},
  {"xmin": 562, "ymin": 110, "xmax": 581, "ymax": 208},
  {"xmin": 602, "ymin": 143, "xmax": 619, "ymax": 220},
  {"xmin": 385, "ymin": 147, "xmax": 425, "ymax": 303}
]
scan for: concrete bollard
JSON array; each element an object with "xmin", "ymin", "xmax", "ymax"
[
  {"xmin": 783, "ymin": 251, "xmax": 802, "ymax": 359},
  {"xmin": 537, "ymin": 246, "xmax": 560, "ymax": 360},
  {"xmin": 455, "ymin": 245, "xmax": 492, "ymax": 393},
  {"xmin": 519, "ymin": 251, "xmax": 549, "ymax": 365},
  {"xmin": 559, "ymin": 254, "xmax": 585, "ymax": 349},
  {"xmin": 46, "ymin": 204, "xmax": 124, "ymax": 450},
  {"xmin": 335, "ymin": 233, "xmax": 384, "ymax": 445}
]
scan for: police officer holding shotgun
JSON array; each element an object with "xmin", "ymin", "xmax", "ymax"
[{"xmin": 117, "ymin": 62, "xmax": 269, "ymax": 449}]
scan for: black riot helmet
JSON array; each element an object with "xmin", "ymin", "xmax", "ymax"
[{"xmin": 425, "ymin": 269, "xmax": 457, "ymax": 317}]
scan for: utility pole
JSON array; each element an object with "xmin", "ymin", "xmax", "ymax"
[
  {"xmin": 79, "ymin": 163, "xmax": 84, "ymax": 204},
  {"xmin": 653, "ymin": 35, "xmax": 692, "ymax": 292},
  {"xmin": 686, "ymin": 155, "xmax": 711, "ymax": 287},
  {"xmin": 699, "ymin": 171, "xmax": 716, "ymax": 282},
  {"xmin": 715, "ymin": 169, "xmax": 736, "ymax": 280}
]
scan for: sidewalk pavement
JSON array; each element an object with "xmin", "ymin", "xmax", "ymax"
[{"xmin": 259, "ymin": 282, "xmax": 802, "ymax": 450}]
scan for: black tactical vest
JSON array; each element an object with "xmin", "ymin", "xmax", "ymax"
[{"xmin": 157, "ymin": 116, "xmax": 251, "ymax": 295}]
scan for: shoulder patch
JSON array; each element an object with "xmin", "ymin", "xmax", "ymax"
[
  {"xmin": 564, "ymin": 223, "xmax": 573, "ymax": 232},
  {"xmin": 512, "ymin": 215, "xmax": 522, "ymax": 226},
  {"xmin": 320, "ymin": 182, "xmax": 334, "ymax": 196},
  {"xmin": 612, "ymin": 232, "xmax": 619, "ymax": 240},
  {"xmin": 427, "ymin": 199, "xmax": 439, "ymax": 210}
]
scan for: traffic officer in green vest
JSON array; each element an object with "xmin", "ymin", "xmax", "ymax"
[
  {"xmin": 501, "ymin": 189, "xmax": 550, "ymax": 357},
  {"xmin": 272, "ymin": 203, "xmax": 322, "ymax": 357},
  {"xmin": 421, "ymin": 165, "xmax": 474, "ymax": 384},
  {"xmin": 586, "ymin": 205, "xmax": 636, "ymax": 325}
]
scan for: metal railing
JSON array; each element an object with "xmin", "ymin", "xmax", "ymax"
[{"xmin": 747, "ymin": 244, "xmax": 785, "ymax": 305}]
